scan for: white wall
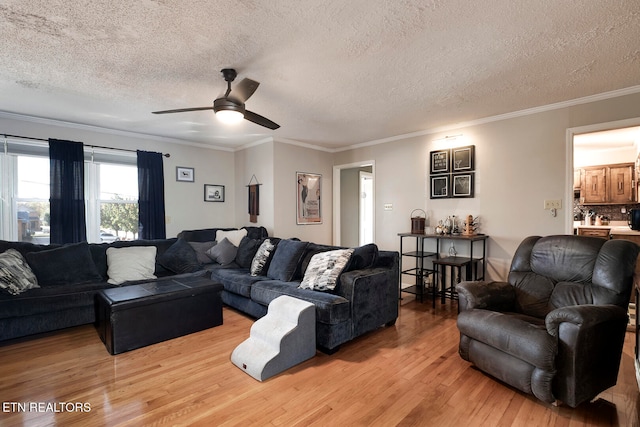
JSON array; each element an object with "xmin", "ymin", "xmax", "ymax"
[
  {"xmin": 273, "ymin": 141, "xmax": 334, "ymax": 243},
  {"xmin": 234, "ymin": 141, "xmax": 275, "ymax": 233},
  {"xmin": 333, "ymin": 92, "xmax": 640, "ymax": 281},
  {"xmin": 0, "ymin": 115, "xmax": 235, "ymax": 237}
]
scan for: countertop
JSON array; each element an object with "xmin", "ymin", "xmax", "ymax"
[{"xmin": 574, "ymin": 221, "xmax": 640, "ymax": 236}]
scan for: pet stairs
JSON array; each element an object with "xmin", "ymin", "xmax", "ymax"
[{"xmin": 231, "ymin": 295, "xmax": 316, "ymax": 381}]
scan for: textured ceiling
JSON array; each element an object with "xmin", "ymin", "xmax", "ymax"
[{"xmin": 1, "ymin": 1, "xmax": 639, "ymax": 150}]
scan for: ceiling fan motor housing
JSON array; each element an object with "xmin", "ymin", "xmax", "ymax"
[{"xmin": 214, "ymin": 97, "xmax": 245, "ymax": 114}]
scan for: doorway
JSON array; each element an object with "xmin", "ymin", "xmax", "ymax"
[
  {"xmin": 567, "ymin": 118, "xmax": 640, "ymax": 232},
  {"xmin": 332, "ymin": 161, "xmax": 375, "ymax": 246}
]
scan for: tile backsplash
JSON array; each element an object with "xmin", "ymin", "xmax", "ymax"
[{"xmin": 573, "ymin": 198, "xmax": 640, "ymax": 221}]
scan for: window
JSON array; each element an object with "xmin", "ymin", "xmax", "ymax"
[
  {"xmin": 16, "ymin": 156, "xmax": 50, "ymax": 244},
  {"xmin": 0, "ymin": 143, "xmax": 139, "ymax": 243},
  {"xmin": 98, "ymin": 164, "xmax": 138, "ymax": 242}
]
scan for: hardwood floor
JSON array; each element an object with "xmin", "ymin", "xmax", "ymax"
[{"xmin": 1, "ymin": 298, "xmax": 639, "ymax": 426}]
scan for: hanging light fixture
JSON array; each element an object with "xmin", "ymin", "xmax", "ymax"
[{"xmin": 214, "ymin": 98, "xmax": 245, "ymax": 124}]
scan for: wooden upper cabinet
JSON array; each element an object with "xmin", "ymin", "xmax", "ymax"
[
  {"xmin": 582, "ymin": 167, "xmax": 607, "ymax": 204},
  {"xmin": 609, "ymin": 164, "xmax": 634, "ymax": 204},
  {"xmin": 573, "ymin": 169, "xmax": 582, "ymax": 190},
  {"xmin": 579, "ymin": 162, "xmax": 635, "ymax": 205}
]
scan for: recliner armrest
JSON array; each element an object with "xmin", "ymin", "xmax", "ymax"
[
  {"xmin": 456, "ymin": 281, "xmax": 516, "ymax": 311},
  {"xmin": 545, "ymin": 304, "xmax": 627, "ymax": 337}
]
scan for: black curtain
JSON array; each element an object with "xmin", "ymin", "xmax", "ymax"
[
  {"xmin": 137, "ymin": 150, "xmax": 166, "ymax": 239},
  {"xmin": 49, "ymin": 139, "xmax": 87, "ymax": 244}
]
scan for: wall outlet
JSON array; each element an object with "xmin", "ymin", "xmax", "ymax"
[
  {"xmin": 384, "ymin": 203, "xmax": 393, "ymax": 211},
  {"xmin": 543, "ymin": 199, "xmax": 562, "ymax": 210}
]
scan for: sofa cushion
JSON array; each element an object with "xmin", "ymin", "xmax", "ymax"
[
  {"xmin": 207, "ymin": 238, "xmax": 237, "ymax": 265},
  {"xmin": 251, "ymin": 238, "xmax": 277, "ymax": 276},
  {"xmin": 347, "ymin": 243, "xmax": 378, "ymax": 271},
  {"xmin": 0, "ymin": 249, "xmax": 39, "ymax": 295},
  {"xmin": 299, "ymin": 248, "xmax": 354, "ymax": 291},
  {"xmin": 0, "ymin": 240, "xmax": 61, "ymax": 258},
  {"xmin": 242, "ymin": 226, "xmax": 268, "ymax": 240},
  {"xmin": 210, "ymin": 267, "xmax": 270, "ymax": 297},
  {"xmin": 251, "ymin": 280, "xmax": 350, "ymax": 324},
  {"xmin": 158, "ymin": 238, "xmax": 202, "ymax": 274},
  {"xmin": 25, "ymin": 242, "xmax": 103, "ymax": 286},
  {"xmin": 216, "ymin": 229, "xmax": 247, "ymax": 247},
  {"xmin": 235, "ymin": 236, "xmax": 262, "ymax": 269},
  {"xmin": 267, "ymin": 239, "xmax": 308, "ymax": 281},
  {"xmin": 106, "ymin": 246, "xmax": 157, "ymax": 285},
  {"xmin": 188, "ymin": 241, "xmax": 216, "ymax": 264}
]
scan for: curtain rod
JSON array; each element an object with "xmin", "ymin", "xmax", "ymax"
[{"xmin": 1, "ymin": 133, "xmax": 170, "ymax": 158}]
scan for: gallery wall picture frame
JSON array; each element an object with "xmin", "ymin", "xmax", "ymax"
[
  {"xmin": 296, "ymin": 171, "xmax": 322, "ymax": 224},
  {"xmin": 452, "ymin": 145, "xmax": 475, "ymax": 172},
  {"xmin": 430, "ymin": 149, "xmax": 450, "ymax": 174},
  {"xmin": 452, "ymin": 173, "xmax": 474, "ymax": 198},
  {"xmin": 204, "ymin": 184, "xmax": 225, "ymax": 202},
  {"xmin": 176, "ymin": 166, "xmax": 194, "ymax": 182},
  {"xmin": 430, "ymin": 175, "xmax": 449, "ymax": 199}
]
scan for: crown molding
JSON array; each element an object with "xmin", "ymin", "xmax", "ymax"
[
  {"xmin": 335, "ymin": 85, "xmax": 640, "ymax": 152},
  {"xmin": 0, "ymin": 110, "xmax": 236, "ymax": 152}
]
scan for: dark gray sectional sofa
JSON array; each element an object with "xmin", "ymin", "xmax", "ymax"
[{"xmin": 1, "ymin": 226, "xmax": 399, "ymax": 354}]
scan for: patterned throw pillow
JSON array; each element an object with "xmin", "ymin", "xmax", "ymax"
[
  {"xmin": 0, "ymin": 249, "xmax": 39, "ymax": 295},
  {"xmin": 250, "ymin": 239, "xmax": 276, "ymax": 276},
  {"xmin": 299, "ymin": 248, "xmax": 354, "ymax": 291}
]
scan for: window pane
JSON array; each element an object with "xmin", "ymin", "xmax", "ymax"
[
  {"xmin": 100, "ymin": 202, "xmax": 138, "ymax": 241},
  {"xmin": 100, "ymin": 164, "xmax": 138, "ymax": 201},
  {"xmin": 17, "ymin": 156, "xmax": 49, "ymax": 199},
  {"xmin": 17, "ymin": 156, "xmax": 50, "ymax": 243}
]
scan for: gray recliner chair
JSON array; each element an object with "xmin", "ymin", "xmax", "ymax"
[{"xmin": 456, "ymin": 235, "xmax": 639, "ymax": 407}]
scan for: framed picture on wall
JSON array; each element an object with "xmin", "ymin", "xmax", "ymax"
[
  {"xmin": 176, "ymin": 166, "xmax": 194, "ymax": 182},
  {"xmin": 204, "ymin": 184, "xmax": 225, "ymax": 202},
  {"xmin": 452, "ymin": 145, "xmax": 475, "ymax": 172},
  {"xmin": 430, "ymin": 175, "xmax": 449, "ymax": 198},
  {"xmin": 296, "ymin": 172, "xmax": 322, "ymax": 224},
  {"xmin": 430, "ymin": 149, "xmax": 450, "ymax": 174},
  {"xmin": 452, "ymin": 173, "xmax": 474, "ymax": 198}
]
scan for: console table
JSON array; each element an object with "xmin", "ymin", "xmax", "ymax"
[{"xmin": 398, "ymin": 233, "xmax": 489, "ymax": 307}]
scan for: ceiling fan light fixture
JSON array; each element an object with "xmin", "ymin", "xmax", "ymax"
[
  {"xmin": 214, "ymin": 98, "xmax": 245, "ymax": 125},
  {"xmin": 215, "ymin": 109, "xmax": 244, "ymax": 124}
]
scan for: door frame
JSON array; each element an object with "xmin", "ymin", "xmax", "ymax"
[
  {"xmin": 565, "ymin": 117, "xmax": 640, "ymax": 234},
  {"xmin": 332, "ymin": 160, "xmax": 375, "ymax": 246}
]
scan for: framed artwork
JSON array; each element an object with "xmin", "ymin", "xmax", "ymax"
[
  {"xmin": 430, "ymin": 149, "xmax": 450, "ymax": 174},
  {"xmin": 430, "ymin": 175, "xmax": 449, "ymax": 199},
  {"xmin": 176, "ymin": 166, "xmax": 194, "ymax": 182},
  {"xmin": 452, "ymin": 173, "xmax": 474, "ymax": 198},
  {"xmin": 452, "ymin": 145, "xmax": 475, "ymax": 172},
  {"xmin": 204, "ymin": 184, "xmax": 225, "ymax": 202},
  {"xmin": 296, "ymin": 172, "xmax": 322, "ymax": 224}
]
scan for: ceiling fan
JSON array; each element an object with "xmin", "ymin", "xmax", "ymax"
[{"xmin": 152, "ymin": 68, "xmax": 280, "ymax": 130}]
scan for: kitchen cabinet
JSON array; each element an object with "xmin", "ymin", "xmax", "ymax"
[
  {"xmin": 576, "ymin": 227, "xmax": 610, "ymax": 238},
  {"xmin": 578, "ymin": 162, "xmax": 635, "ymax": 205},
  {"xmin": 573, "ymin": 169, "xmax": 581, "ymax": 190}
]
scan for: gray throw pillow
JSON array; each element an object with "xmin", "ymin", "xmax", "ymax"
[
  {"xmin": 0, "ymin": 249, "xmax": 39, "ymax": 295},
  {"xmin": 206, "ymin": 238, "xmax": 238, "ymax": 265},
  {"xmin": 188, "ymin": 241, "xmax": 216, "ymax": 264}
]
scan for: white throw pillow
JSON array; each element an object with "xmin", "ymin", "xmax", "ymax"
[
  {"xmin": 216, "ymin": 229, "xmax": 247, "ymax": 247},
  {"xmin": 106, "ymin": 246, "xmax": 157, "ymax": 285},
  {"xmin": 299, "ymin": 248, "xmax": 354, "ymax": 291}
]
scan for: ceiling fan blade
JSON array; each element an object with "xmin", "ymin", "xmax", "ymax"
[
  {"xmin": 152, "ymin": 106, "xmax": 213, "ymax": 114},
  {"xmin": 244, "ymin": 110, "xmax": 280, "ymax": 130},
  {"xmin": 228, "ymin": 78, "xmax": 260, "ymax": 104}
]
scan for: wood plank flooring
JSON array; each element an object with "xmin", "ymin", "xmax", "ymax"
[{"xmin": 1, "ymin": 298, "xmax": 639, "ymax": 426}]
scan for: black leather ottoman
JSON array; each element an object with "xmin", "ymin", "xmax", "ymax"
[{"xmin": 95, "ymin": 274, "xmax": 224, "ymax": 355}]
